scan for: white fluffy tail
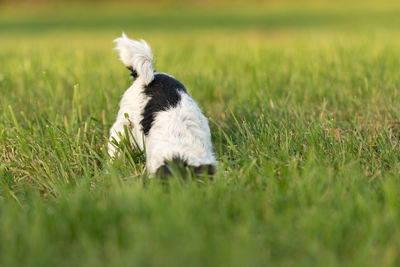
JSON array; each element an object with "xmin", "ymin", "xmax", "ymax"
[{"xmin": 114, "ymin": 33, "xmax": 154, "ymax": 85}]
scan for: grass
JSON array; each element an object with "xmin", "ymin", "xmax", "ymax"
[{"xmin": 1, "ymin": 1, "xmax": 400, "ymax": 266}]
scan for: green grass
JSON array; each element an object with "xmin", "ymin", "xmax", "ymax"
[{"xmin": 1, "ymin": 2, "xmax": 400, "ymax": 266}]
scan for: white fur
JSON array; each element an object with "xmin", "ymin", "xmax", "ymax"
[
  {"xmin": 108, "ymin": 34, "xmax": 216, "ymax": 175},
  {"xmin": 107, "ymin": 79, "xmax": 148, "ymax": 157},
  {"xmin": 114, "ymin": 33, "xmax": 154, "ymax": 85}
]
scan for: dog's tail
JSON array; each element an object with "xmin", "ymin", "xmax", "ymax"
[{"xmin": 114, "ymin": 33, "xmax": 154, "ymax": 85}]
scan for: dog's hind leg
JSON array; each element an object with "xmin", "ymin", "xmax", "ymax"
[
  {"xmin": 108, "ymin": 119, "xmax": 130, "ymax": 158},
  {"xmin": 108, "ymin": 94, "xmax": 138, "ymax": 158}
]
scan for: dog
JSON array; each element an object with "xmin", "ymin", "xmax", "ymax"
[{"xmin": 108, "ymin": 34, "xmax": 216, "ymax": 176}]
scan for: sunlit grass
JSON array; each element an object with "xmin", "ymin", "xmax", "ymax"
[{"xmin": 1, "ymin": 2, "xmax": 400, "ymax": 266}]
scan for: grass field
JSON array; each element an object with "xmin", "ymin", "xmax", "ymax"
[{"xmin": 1, "ymin": 1, "xmax": 400, "ymax": 266}]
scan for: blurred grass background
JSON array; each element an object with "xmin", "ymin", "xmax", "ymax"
[{"xmin": 2, "ymin": 0, "xmax": 400, "ymax": 266}]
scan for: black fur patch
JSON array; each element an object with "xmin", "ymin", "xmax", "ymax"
[
  {"xmin": 126, "ymin": 66, "xmax": 138, "ymax": 79},
  {"xmin": 140, "ymin": 73, "xmax": 187, "ymax": 135},
  {"xmin": 194, "ymin": 164, "xmax": 216, "ymax": 175},
  {"xmin": 156, "ymin": 156, "xmax": 188, "ymax": 177},
  {"xmin": 156, "ymin": 156, "xmax": 215, "ymax": 178}
]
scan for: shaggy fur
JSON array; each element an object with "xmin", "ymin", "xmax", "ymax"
[{"xmin": 108, "ymin": 34, "xmax": 216, "ymax": 175}]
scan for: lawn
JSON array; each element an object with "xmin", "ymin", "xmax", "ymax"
[{"xmin": 1, "ymin": 1, "xmax": 400, "ymax": 266}]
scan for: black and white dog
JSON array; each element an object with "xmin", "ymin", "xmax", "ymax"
[{"xmin": 108, "ymin": 34, "xmax": 216, "ymax": 176}]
